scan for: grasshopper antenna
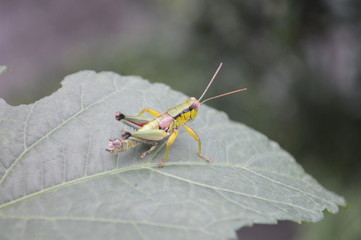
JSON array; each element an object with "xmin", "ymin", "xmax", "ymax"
[
  {"xmin": 198, "ymin": 62, "xmax": 247, "ymax": 104},
  {"xmin": 200, "ymin": 88, "xmax": 247, "ymax": 104},
  {"xmin": 198, "ymin": 62, "xmax": 223, "ymax": 101}
]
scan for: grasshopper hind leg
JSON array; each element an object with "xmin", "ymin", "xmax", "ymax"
[{"xmin": 140, "ymin": 142, "xmax": 159, "ymax": 159}]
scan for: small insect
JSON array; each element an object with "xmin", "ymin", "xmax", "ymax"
[{"xmin": 106, "ymin": 63, "xmax": 247, "ymax": 167}]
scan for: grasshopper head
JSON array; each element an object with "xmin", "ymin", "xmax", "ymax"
[
  {"xmin": 187, "ymin": 97, "xmax": 200, "ymax": 120},
  {"xmin": 189, "ymin": 97, "xmax": 200, "ymax": 110}
]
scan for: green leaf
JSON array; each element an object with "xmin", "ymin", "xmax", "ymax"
[
  {"xmin": 0, "ymin": 71, "xmax": 345, "ymax": 240},
  {"xmin": 298, "ymin": 188, "xmax": 359, "ymax": 240}
]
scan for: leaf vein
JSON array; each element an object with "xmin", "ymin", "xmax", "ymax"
[
  {"xmin": 148, "ymin": 168, "xmax": 318, "ymax": 214},
  {"xmin": 0, "ymin": 86, "xmax": 121, "ymax": 187},
  {"xmin": 242, "ymin": 167, "xmax": 333, "ymax": 208},
  {"xmin": 23, "ymin": 104, "xmax": 34, "ymax": 150}
]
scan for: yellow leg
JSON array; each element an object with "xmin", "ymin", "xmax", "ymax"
[
  {"xmin": 158, "ymin": 130, "xmax": 179, "ymax": 168},
  {"xmin": 183, "ymin": 125, "xmax": 212, "ymax": 162},
  {"xmin": 137, "ymin": 108, "xmax": 161, "ymax": 117}
]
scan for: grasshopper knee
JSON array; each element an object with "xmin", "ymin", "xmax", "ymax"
[
  {"xmin": 121, "ymin": 130, "xmax": 131, "ymax": 139},
  {"xmin": 115, "ymin": 112, "xmax": 125, "ymax": 121}
]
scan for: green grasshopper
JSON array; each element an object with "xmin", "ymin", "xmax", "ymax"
[{"xmin": 106, "ymin": 63, "xmax": 247, "ymax": 167}]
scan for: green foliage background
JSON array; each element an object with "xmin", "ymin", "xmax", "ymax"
[{"xmin": 1, "ymin": 1, "xmax": 360, "ymax": 239}]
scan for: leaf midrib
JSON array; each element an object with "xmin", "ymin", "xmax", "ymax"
[{"xmin": 0, "ymin": 162, "xmax": 329, "ymax": 216}]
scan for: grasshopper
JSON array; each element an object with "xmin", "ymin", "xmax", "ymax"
[{"xmin": 106, "ymin": 63, "xmax": 247, "ymax": 167}]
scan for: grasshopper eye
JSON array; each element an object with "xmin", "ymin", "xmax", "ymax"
[
  {"xmin": 190, "ymin": 97, "xmax": 196, "ymax": 101},
  {"xmin": 192, "ymin": 101, "xmax": 200, "ymax": 111}
]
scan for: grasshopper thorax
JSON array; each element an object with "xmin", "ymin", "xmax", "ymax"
[
  {"xmin": 182, "ymin": 97, "xmax": 200, "ymax": 119},
  {"xmin": 167, "ymin": 97, "xmax": 200, "ymax": 124}
]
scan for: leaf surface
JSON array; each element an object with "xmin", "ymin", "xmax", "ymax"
[{"xmin": 0, "ymin": 71, "xmax": 345, "ymax": 240}]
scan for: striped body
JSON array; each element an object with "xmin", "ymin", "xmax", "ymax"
[
  {"xmin": 166, "ymin": 98, "xmax": 199, "ymax": 125},
  {"xmin": 138, "ymin": 97, "xmax": 199, "ymax": 134},
  {"xmin": 107, "ymin": 97, "xmax": 200, "ymax": 153}
]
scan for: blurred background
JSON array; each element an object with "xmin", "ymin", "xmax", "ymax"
[{"xmin": 1, "ymin": 0, "xmax": 360, "ymax": 239}]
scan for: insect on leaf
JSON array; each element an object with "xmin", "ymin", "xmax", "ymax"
[{"xmin": 0, "ymin": 71, "xmax": 345, "ymax": 240}]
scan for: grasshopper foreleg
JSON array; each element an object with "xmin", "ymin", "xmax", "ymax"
[{"xmin": 183, "ymin": 125, "xmax": 212, "ymax": 163}]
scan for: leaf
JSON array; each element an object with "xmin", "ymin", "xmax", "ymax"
[
  {"xmin": 0, "ymin": 71, "xmax": 345, "ymax": 240},
  {"xmin": 298, "ymin": 189, "xmax": 359, "ymax": 240}
]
